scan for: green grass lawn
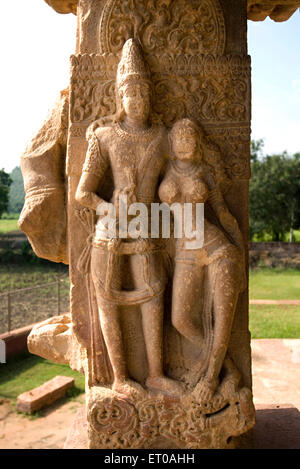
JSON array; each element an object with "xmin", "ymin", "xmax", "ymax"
[
  {"xmin": 249, "ymin": 268, "xmax": 300, "ymax": 300},
  {"xmin": 0, "ymin": 353, "xmax": 85, "ymax": 404},
  {"xmin": 249, "ymin": 304, "xmax": 300, "ymax": 339},
  {"xmin": 249, "ymin": 268, "xmax": 300, "ymax": 338},
  {"xmin": 0, "ymin": 219, "xmax": 20, "ymax": 234}
]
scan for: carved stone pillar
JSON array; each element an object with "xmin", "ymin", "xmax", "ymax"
[{"xmin": 25, "ymin": 0, "xmax": 255, "ymax": 449}]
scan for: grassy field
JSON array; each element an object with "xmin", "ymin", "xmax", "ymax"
[
  {"xmin": 0, "ymin": 219, "xmax": 19, "ymax": 234},
  {"xmin": 0, "ymin": 264, "xmax": 70, "ymax": 334},
  {"xmin": 249, "ymin": 267, "xmax": 300, "ymax": 338},
  {"xmin": 249, "ymin": 304, "xmax": 300, "ymax": 339},
  {"xmin": 0, "ymin": 353, "xmax": 85, "ymax": 405},
  {"xmin": 0, "ymin": 264, "xmax": 69, "ymax": 293},
  {"xmin": 249, "ymin": 268, "xmax": 300, "ymax": 300}
]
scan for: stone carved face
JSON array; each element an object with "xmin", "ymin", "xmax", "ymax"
[
  {"xmin": 171, "ymin": 124, "xmax": 202, "ymax": 162},
  {"xmin": 120, "ymin": 81, "xmax": 151, "ymax": 122}
]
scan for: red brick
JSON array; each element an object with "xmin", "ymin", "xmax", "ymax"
[{"xmin": 17, "ymin": 375, "xmax": 75, "ymax": 414}]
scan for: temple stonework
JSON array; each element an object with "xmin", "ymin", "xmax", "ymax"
[{"xmin": 19, "ymin": 0, "xmax": 299, "ymax": 449}]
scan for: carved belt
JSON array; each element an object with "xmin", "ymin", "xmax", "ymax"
[
  {"xmin": 92, "ymin": 239, "xmax": 165, "ymax": 305},
  {"xmin": 92, "ymin": 237, "xmax": 163, "ymax": 255}
]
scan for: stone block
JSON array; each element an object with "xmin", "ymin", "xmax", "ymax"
[{"xmin": 17, "ymin": 376, "xmax": 74, "ymax": 414}]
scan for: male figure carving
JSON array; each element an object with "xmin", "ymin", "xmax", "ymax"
[{"xmin": 76, "ymin": 39, "xmax": 181, "ymax": 396}]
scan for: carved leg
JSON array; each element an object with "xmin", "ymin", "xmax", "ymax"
[
  {"xmin": 97, "ymin": 300, "xmax": 127, "ymax": 382},
  {"xmin": 199, "ymin": 258, "xmax": 240, "ymax": 400},
  {"xmin": 171, "ymin": 261, "xmax": 204, "ymax": 346},
  {"xmin": 97, "ymin": 299, "xmax": 145, "ymax": 396},
  {"xmin": 140, "ymin": 295, "xmax": 164, "ymax": 378},
  {"xmin": 141, "ymin": 296, "xmax": 183, "ymax": 396}
]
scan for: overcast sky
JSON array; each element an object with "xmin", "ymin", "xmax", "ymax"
[{"xmin": 0, "ymin": 1, "xmax": 299, "ymax": 172}]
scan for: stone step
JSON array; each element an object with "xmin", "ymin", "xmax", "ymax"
[{"xmin": 17, "ymin": 375, "xmax": 75, "ymax": 414}]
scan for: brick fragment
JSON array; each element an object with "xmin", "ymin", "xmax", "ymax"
[{"xmin": 17, "ymin": 375, "xmax": 74, "ymax": 414}]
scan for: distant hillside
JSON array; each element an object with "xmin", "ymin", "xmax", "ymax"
[{"xmin": 8, "ymin": 166, "xmax": 25, "ymax": 213}]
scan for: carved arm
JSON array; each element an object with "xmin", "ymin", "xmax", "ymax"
[
  {"xmin": 75, "ymin": 130, "xmax": 109, "ymax": 212},
  {"xmin": 75, "ymin": 172, "xmax": 105, "ymax": 212},
  {"xmin": 208, "ymin": 189, "xmax": 245, "ymax": 254}
]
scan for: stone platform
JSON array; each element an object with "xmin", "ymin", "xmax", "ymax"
[
  {"xmin": 64, "ymin": 339, "xmax": 300, "ymax": 449},
  {"xmin": 64, "ymin": 402, "xmax": 300, "ymax": 449},
  {"xmin": 1, "ymin": 339, "xmax": 299, "ymax": 449}
]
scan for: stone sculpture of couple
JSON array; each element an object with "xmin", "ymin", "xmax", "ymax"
[{"xmin": 75, "ymin": 38, "xmax": 246, "ymax": 402}]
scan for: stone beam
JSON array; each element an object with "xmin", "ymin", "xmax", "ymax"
[
  {"xmin": 44, "ymin": 0, "xmax": 78, "ymax": 14},
  {"xmin": 247, "ymin": 1, "xmax": 300, "ymax": 21},
  {"xmin": 44, "ymin": 0, "xmax": 300, "ymax": 23}
]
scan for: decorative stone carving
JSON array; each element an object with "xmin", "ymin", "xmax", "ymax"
[
  {"xmin": 99, "ymin": 0, "xmax": 226, "ymax": 56},
  {"xmin": 44, "ymin": 0, "xmax": 300, "ymax": 23},
  {"xmin": 70, "ymin": 53, "xmax": 251, "ymax": 179},
  {"xmin": 26, "ymin": 0, "xmax": 256, "ymax": 449},
  {"xmin": 87, "ymin": 365, "xmax": 255, "ymax": 449},
  {"xmin": 72, "ymin": 38, "xmax": 254, "ymax": 448}
]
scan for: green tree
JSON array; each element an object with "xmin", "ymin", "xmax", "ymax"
[
  {"xmin": 250, "ymin": 139, "xmax": 264, "ymax": 162},
  {"xmin": 250, "ymin": 152, "xmax": 300, "ymax": 241},
  {"xmin": 0, "ymin": 169, "xmax": 12, "ymax": 218},
  {"xmin": 8, "ymin": 166, "xmax": 25, "ymax": 213}
]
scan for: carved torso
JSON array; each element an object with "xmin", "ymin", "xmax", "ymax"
[
  {"xmin": 159, "ymin": 161, "xmax": 236, "ymax": 263},
  {"xmin": 84, "ymin": 123, "xmax": 168, "ymax": 206}
]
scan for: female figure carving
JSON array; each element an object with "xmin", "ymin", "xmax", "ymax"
[{"xmin": 159, "ymin": 118, "xmax": 246, "ymax": 400}]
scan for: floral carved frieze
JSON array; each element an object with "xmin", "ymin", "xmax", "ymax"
[
  {"xmin": 70, "ymin": 53, "xmax": 251, "ymax": 178},
  {"xmin": 99, "ymin": 0, "xmax": 226, "ymax": 56},
  {"xmin": 70, "ymin": 53, "xmax": 251, "ymax": 126}
]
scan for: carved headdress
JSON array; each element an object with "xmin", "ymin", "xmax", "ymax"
[
  {"xmin": 116, "ymin": 38, "xmax": 151, "ymax": 91},
  {"xmin": 87, "ymin": 39, "xmax": 152, "ymax": 130}
]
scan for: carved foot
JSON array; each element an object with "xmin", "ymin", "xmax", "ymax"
[
  {"xmin": 194, "ymin": 376, "xmax": 219, "ymax": 403},
  {"xmin": 146, "ymin": 376, "xmax": 183, "ymax": 397},
  {"xmin": 112, "ymin": 378, "xmax": 146, "ymax": 399}
]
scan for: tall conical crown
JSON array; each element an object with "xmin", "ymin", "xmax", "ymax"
[{"xmin": 116, "ymin": 38, "xmax": 150, "ymax": 90}]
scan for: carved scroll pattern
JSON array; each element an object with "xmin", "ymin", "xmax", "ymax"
[
  {"xmin": 99, "ymin": 0, "xmax": 226, "ymax": 56},
  {"xmin": 70, "ymin": 53, "xmax": 251, "ymax": 178},
  {"xmin": 89, "ymin": 386, "xmax": 255, "ymax": 449}
]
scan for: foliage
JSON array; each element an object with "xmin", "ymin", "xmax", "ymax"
[
  {"xmin": 250, "ymin": 138, "xmax": 264, "ymax": 162},
  {"xmin": 1, "ymin": 213, "xmax": 19, "ymax": 220},
  {"xmin": 250, "ymin": 147, "xmax": 300, "ymax": 241},
  {"xmin": 0, "ymin": 169, "xmax": 12, "ymax": 219},
  {"xmin": 7, "ymin": 166, "xmax": 25, "ymax": 214}
]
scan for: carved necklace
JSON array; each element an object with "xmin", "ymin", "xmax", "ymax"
[
  {"xmin": 115, "ymin": 121, "xmax": 158, "ymax": 142},
  {"xmin": 172, "ymin": 160, "xmax": 199, "ymax": 177}
]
